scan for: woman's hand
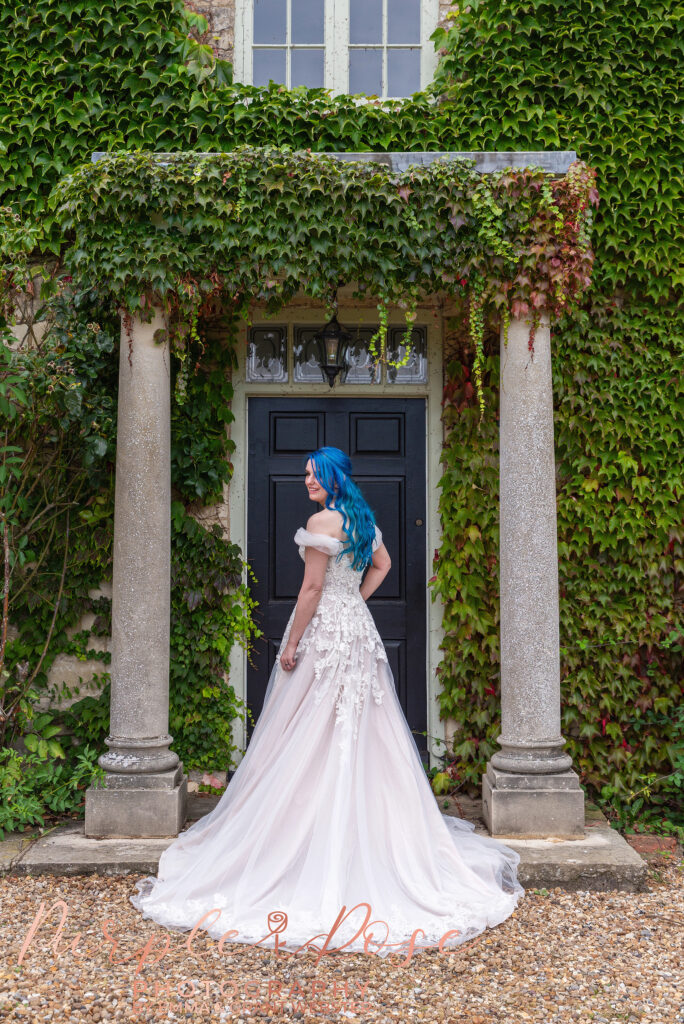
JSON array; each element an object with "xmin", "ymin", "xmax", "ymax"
[{"xmin": 280, "ymin": 641, "xmax": 298, "ymax": 671}]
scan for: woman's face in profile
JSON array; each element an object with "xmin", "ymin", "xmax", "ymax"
[{"xmin": 305, "ymin": 459, "xmax": 328, "ymax": 505}]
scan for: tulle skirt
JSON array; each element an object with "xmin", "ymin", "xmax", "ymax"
[{"xmin": 130, "ymin": 630, "xmax": 524, "ymax": 958}]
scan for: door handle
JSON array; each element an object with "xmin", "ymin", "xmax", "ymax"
[{"xmin": 415, "ymin": 518, "xmax": 423, "ymax": 526}]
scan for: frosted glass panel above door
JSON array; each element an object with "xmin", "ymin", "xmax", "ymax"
[
  {"xmin": 386, "ymin": 327, "xmax": 427, "ymax": 383},
  {"xmin": 293, "ymin": 326, "xmax": 381, "ymax": 384},
  {"xmin": 246, "ymin": 326, "xmax": 288, "ymax": 382}
]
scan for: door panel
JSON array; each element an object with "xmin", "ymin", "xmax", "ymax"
[{"xmin": 247, "ymin": 397, "xmax": 427, "ymax": 759}]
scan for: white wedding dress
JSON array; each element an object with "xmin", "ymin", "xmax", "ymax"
[{"xmin": 130, "ymin": 525, "xmax": 524, "ymax": 957}]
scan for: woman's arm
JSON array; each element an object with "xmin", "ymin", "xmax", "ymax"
[
  {"xmin": 359, "ymin": 543, "xmax": 391, "ymax": 601},
  {"xmin": 288, "ymin": 547, "xmax": 328, "ymax": 647},
  {"xmin": 280, "ymin": 547, "xmax": 329, "ymax": 670}
]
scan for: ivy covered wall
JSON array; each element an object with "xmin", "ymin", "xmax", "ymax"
[
  {"xmin": 427, "ymin": 0, "xmax": 682, "ymax": 823},
  {"xmin": 0, "ymin": 0, "xmax": 681, "ymax": 825}
]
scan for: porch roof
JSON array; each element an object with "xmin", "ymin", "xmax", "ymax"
[{"xmin": 91, "ymin": 150, "xmax": 577, "ymax": 176}]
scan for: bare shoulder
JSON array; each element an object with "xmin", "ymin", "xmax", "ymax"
[{"xmin": 306, "ymin": 508, "xmax": 344, "ymax": 539}]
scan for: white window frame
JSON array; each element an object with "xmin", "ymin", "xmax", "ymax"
[{"xmin": 234, "ymin": 0, "xmax": 439, "ymax": 99}]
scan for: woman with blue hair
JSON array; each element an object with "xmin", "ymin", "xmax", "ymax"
[{"xmin": 132, "ymin": 445, "xmax": 524, "ymax": 959}]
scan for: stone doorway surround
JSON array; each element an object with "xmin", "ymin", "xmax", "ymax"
[
  {"xmin": 84, "ymin": 151, "xmax": 587, "ymax": 842},
  {"xmin": 227, "ymin": 298, "xmax": 445, "ymax": 768}
]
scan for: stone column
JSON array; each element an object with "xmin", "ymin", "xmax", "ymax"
[
  {"xmin": 482, "ymin": 314, "xmax": 585, "ymax": 838},
  {"xmin": 85, "ymin": 309, "xmax": 187, "ymax": 837}
]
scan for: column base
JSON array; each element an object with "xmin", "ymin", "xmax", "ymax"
[
  {"xmin": 84, "ymin": 763, "xmax": 188, "ymax": 838},
  {"xmin": 98, "ymin": 733, "xmax": 180, "ymax": 774},
  {"xmin": 482, "ymin": 762, "xmax": 585, "ymax": 839}
]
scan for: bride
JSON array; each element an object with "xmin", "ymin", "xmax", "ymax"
[{"xmin": 130, "ymin": 446, "xmax": 524, "ymax": 958}]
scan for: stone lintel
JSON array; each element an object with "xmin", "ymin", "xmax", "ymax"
[
  {"xmin": 91, "ymin": 150, "xmax": 577, "ymax": 176},
  {"xmin": 319, "ymin": 151, "xmax": 577, "ymax": 175}
]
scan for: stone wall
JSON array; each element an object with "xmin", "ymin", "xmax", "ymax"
[
  {"xmin": 188, "ymin": 0, "xmax": 235, "ymax": 62},
  {"xmin": 438, "ymin": 0, "xmax": 456, "ymax": 31}
]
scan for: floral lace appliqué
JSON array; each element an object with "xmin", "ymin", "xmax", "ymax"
[{"xmin": 277, "ymin": 534, "xmax": 387, "ymax": 748}]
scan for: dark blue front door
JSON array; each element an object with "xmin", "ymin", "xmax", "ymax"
[{"xmin": 247, "ymin": 397, "xmax": 428, "ymax": 761}]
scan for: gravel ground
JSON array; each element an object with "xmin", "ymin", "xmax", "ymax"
[{"xmin": 1, "ymin": 855, "xmax": 682, "ymax": 1024}]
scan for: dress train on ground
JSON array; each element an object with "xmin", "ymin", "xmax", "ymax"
[{"xmin": 130, "ymin": 526, "xmax": 524, "ymax": 957}]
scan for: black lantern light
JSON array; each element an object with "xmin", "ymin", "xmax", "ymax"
[{"xmin": 312, "ymin": 315, "xmax": 352, "ymax": 388}]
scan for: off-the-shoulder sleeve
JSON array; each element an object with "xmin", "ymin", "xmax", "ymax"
[
  {"xmin": 294, "ymin": 527, "xmax": 342, "ymax": 559},
  {"xmin": 372, "ymin": 525, "xmax": 382, "ymax": 552}
]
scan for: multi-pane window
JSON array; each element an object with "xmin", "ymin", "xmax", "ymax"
[
  {"xmin": 252, "ymin": 0, "xmax": 325, "ymax": 89},
  {"xmin": 245, "ymin": 323, "xmax": 428, "ymax": 384},
  {"xmin": 235, "ymin": 0, "xmax": 438, "ymax": 98},
  {"xmin": 348, "ymin": 0, "xmax": 421, "ymax": 97}
]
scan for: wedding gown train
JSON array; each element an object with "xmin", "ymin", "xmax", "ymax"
[{"xmin": 130, "ymin": 525, "xmax": 524, "ymax": 956}]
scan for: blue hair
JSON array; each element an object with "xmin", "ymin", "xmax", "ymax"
[{"xmin": 307, "ymin": 447, "xmax": 377, "ymax": 571}]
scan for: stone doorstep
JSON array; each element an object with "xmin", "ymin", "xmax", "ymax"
[
  {"xmin": 1, "ymin": 795, "xmax": 652, "ymax": 893},
  {"xmin": 440, "ymin": 795, "xmax": 650, "ymax": 892},
  {"xmin": 0, "ymin": 794, "xmax": 219, "ymax": 878}
]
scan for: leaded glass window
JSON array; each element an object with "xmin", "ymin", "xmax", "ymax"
[
  {"xmin": 246, "ymin": 326, "xmax": 288, "ymax": 382},
  {"xmin": 386, "ymin": 326, "xmax": 427, "ymax": 383},
  {"xmin": 246, "ymin": 323, "xmax": 427, "ymax": 384},
  {"xmin": 293, "ymin": 326, "xmax": 381, "ymax": 383}
]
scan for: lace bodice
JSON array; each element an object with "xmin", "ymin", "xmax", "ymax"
[
  {"xmin": 294, "ymin": 524, "xmax": 382, "ymax": 595},
  {"xmin": 276, "ymin": 524, "xmax": 387, "ymax": 746}
]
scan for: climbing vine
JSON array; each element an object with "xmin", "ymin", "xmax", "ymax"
[
  {"xmin": 0, "ymin": 281, "xmax": 259, "ymax": 794},
  {"xmin": 52, "ymin": 147, "xmax": 597, "ymax": 399},
  {"xmin": 429, "ymin": 0, "xmax": 683, "ymax": 832}
]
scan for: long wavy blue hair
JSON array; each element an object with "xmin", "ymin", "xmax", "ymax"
[{"xmin": 306, "ymin": 447, "xmax": 377, "ymax": 570}]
